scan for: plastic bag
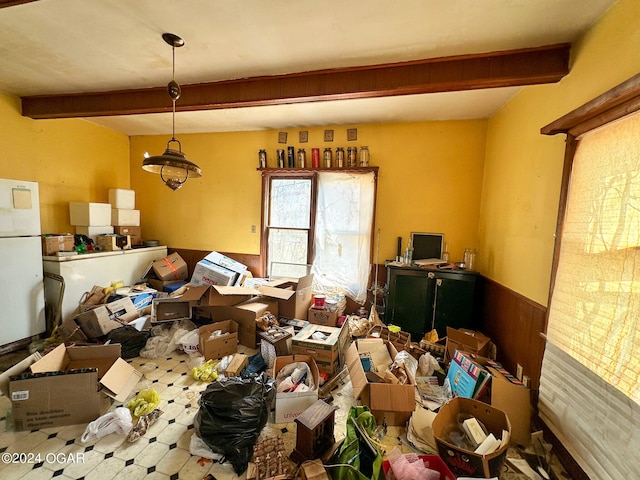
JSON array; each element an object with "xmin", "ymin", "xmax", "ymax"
[
  {"xmin": 418, "ymin": 353, "xmax": 441, "ymax": 377},
  {"xmin": 327, "ymin": 406, "xmax": 384, "ymax": 480},
  {"xmin": 191, "ymin": 359, "xmax": 220, "ymax": 382},
  {"xmin": 80, "ymin": 407, "xmax": 133, "ymax": 443},
  {"xmin": 127, "ymin": 388, "xmax": 161, "ymax": 417},
  {"xmin": 189, "ymin": 432, "xmax": 224, "ymax": 461},
  {"xmin": 394, "ymin": 350, "xmax": 419, "ymax": 379},
  {"xmin": 139, "ymin": 319, "xmax": 197, "ymax": 358},
  {"xmin": 194, "ymin": 372, "xmax": 275, "ymax": 474}
]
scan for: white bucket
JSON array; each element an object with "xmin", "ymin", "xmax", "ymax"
[{"xmin": 179, "ymin": 329, "xmax": 200, "ymax": 354}]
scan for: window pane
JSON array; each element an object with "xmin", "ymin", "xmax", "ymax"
[
  {"xmin": 270, "ymin": 178, "xmax": 311, "ymax": 228},
  {"xmin": 267, "ymin": 227, "xmax": 309, "ymax": 269}
]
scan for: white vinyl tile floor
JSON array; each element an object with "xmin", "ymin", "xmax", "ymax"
[
  {"xmin": 0, "ymin": 346, "xmax": 365, "ymax": 480},
  {"xmin": 0, "ymin": 345, "xmax": 558, "ymax": 480}
]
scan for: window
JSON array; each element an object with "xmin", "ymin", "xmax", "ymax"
[
  {"xmin": 262, "ymin": 169, "xmax": 377, "ymax": 303},
  {"xmin": 539, "ymin": 75, "xmax": 640, "ymax": 480}
]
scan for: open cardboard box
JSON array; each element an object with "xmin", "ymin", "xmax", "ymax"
[
  {"xmin": 273, "ymin": 354, "xmax": 320, "ymax": 423},
  {"xmin": 291, "ymin": 322, "xmax": 350, "ymax": 376},
  {"xmin": 193, "ymin": 297, "xmax": 279, "ymax": 349},
  {"xmin": 8, "ymin": 344, "xmax": 142, "ymax": 431},
  {"xmin": 432, "ymin": 397, "xmax": 511, "ymax": 478},
  {"xmin": 257, "ymin": 274, "xmax": 313, "ymax": 320},
  {"xmin": 345, "ymin": 338, "xmax": 416, "ymax": 425},
  {"xmin": 151, "ymin": 297, "xmax": 192, "ymax": 323},
  {"xmin": 198, "ymin": 320, "xmax": 239, "ymax": 360},
  {"xmin": 445, "ymin": 327, "xmax": 493, "ymax": 361},
  {"xmin": 180, "ymin": 284, "xmax": 258, "ymax": 307}
]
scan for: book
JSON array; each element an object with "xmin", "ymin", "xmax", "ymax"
[{"xmin": 446, "ymin": 350, "xmax": 491, "ymax": 399}]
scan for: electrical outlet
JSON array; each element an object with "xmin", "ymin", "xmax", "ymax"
[
  {"xmin": 522, "ymin": 375, "xmax": 530, "ymax": 387},
  {"xmin": 251, "ymin": 225, "xmax": 256, "ymax": 233},
  {"xmin": 516, "ymin": 363, "xmax": 523, "ymax": 381}
]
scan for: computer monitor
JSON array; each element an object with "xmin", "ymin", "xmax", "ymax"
[{"xmin": 411, "ymin": 232, "xmax": 444, "ymax": 260}]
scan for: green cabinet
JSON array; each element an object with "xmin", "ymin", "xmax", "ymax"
[{"xmin": 385, "ymin": 265, "xmax": 477, "ymax": 340}]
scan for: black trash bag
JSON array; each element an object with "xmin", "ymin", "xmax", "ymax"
[
  {"xmin": 105, "ymin": 325, "xmax": 150, "ymax": 359},
  {"xmin": 194, "ymin": 372, "xmax": 275, "ymax": 474}
]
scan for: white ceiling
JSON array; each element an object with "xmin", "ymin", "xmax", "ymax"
[{"xmin": 0, "ymin": 0, "xmax": 618, "ymax": 136}]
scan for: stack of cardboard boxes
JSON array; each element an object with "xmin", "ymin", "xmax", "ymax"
[{"xmin": 69, "ymin": 188, "xmax": 141, "ymax": 250}]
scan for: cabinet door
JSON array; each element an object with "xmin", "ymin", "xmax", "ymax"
[
  {"xmin": 387, "ymin": 268, "xmax": 430, "ymax": 340},
  {"xmin": 430, "ymin": 271, "xmax": 476, "ymax": 336}
]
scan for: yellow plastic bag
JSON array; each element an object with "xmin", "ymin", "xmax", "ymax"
[
  {"xmin": 127, "ymin": 388, "xmax": 161, "ymax": 417},
  {"xmin": 192, "ymin": 359, "xmax": 220, "ymax": 383}
]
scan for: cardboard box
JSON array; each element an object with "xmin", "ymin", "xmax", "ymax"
[
  {"xmin": 257, "ymin": 274, "xmax": 313, "ymax": 319},
  {"xmin": 9, "ymin": 344, "xmax": 142, "ymax": 431},
  {"xmin": 121, "ymin": 288, "xmax": 157, "ymax": 311},
  {"xmin": 446, "ymin": 327, "xmax": 493, "ymax": 361},
  {"xmin": 226, "ymin": 353, "xmax": 249, "ymax": 376},
  {"xmin": 273, "ymin": 355, "xmax": 319, "ymax": 423},
  {"xmin": 152, "ymin": 252, "xmax": 189, "ymax": 281},
  {"xmin": 203, "ymin": 251, "xmax": 248, "ymax": 282},
  {"xmin": 97, "ymin": 233, "xmax": 131, "ymax": 251},
  {"xmin": 42, "ymin": 234, "xmax": 75, "ymax": 255},
  {"xmin": 57, "ymin": 317, "xmax": 88, "ymax": 342},
  {"xmin": 111, "ymin": 208, "xmax": 140, "ymax": 227},
  {"xmin": 199, "ymin": 320, "xmax": 239, "ymax": 360},
  {"xmin": 152, "ymin": 298, "xmax": 191, "ymax": 323},
  {"xmin": 345, "ymin": 339, "xmax": 416, "ymax": 422},
  {"xmin": 146, "ymin": 278, "xmax": 186, "ymax": 292},
  {"xmin": 307, "ymin": 306, "xmax": 338, "ymax": 327},
  {"xmin": 191, "ymin": 259, "xmax": 239, "ymax": 287},
  {"xmin": 180, "ymin": 284, "xmax": 257, "ymax": 307},
  {"xmin": 75, "ymin": 296, "xmax": 139, "ymax": 338},
  {"xmin": 432, "ymin": 397, "xmax": 511, "ymax": 478},
  {"xmin": 291, "ymin": 322, "xmax": 350, "ymax": 376},
  {"xmin": 470, "ymin": 357, "xmax": 531, "ymax": 446},
  {"xmin": 75, "ymin": 225, "xmax": 114, "ymax": 244},
  {"xmin": 108, "ymin": 188, "xmax": 135, "ymax": 209},
  {"xmin": 69, "ymin": 202, "xmax": 112, "ymax": 226},
  {"xmin": 114, "ymin": 226, "xmax": 142, "ymax": 246},
  {"xmin": 367, "ymin": 324, "xmax": 411, "ymax": 353},
  {"xmin": 193, "ymin": 298, "xmax": 278, "ymax": 349}
]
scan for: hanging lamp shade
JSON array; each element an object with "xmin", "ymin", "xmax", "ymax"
[{"xmin": 142, "ymin": 33, "xmax": 201, "ymax": 191}]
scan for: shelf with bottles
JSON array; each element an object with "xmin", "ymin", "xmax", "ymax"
[
  {"xmin": 257, "ymin": 166, "xmax": 379, "ymax": 175},
  {"xmin": 256, "ymin": 146, "xmax": 373, "ymax": 171}
]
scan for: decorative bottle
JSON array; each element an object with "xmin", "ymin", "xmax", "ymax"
[
  {"xmin": 359, "ymin": 146, "xmax": 370, "ymax": 166},
  {"xmin": 404, "ymin": 239, "xmax": 414, "ymax": 266}
]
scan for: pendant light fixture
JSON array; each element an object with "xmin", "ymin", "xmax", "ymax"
[{"xmin": 142, "ymin": 33, "xmax": 201, "ymax": 191}]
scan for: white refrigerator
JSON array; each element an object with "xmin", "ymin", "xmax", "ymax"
[{"xmin": 0, "ymin": 178, "xmax": 46, "ymax": 346}]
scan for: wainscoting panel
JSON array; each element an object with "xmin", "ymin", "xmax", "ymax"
[{"xmin": 474, "ymin": 275, "xmax": 547, "ymax": 395}]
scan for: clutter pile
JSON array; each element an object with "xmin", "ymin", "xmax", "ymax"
[{"xmin": 2, "ymin": 249, "xmax": 560, "ymax": 480}]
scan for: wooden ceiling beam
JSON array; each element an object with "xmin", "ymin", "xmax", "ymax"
[{"xmin": 22, "ymin": 43, "xmax": 571, "ymax": 119}]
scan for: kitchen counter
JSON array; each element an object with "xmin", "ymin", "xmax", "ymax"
[{"xmin": 42, "ymin": 245, "xmax": 167, "ymax": 262}]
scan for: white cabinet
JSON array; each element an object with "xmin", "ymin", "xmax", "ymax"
[{"xmin": 43, "ymin": 246, "xmax": 168, "ymax": 324}]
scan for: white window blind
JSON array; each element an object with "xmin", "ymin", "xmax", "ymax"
[{"xmin": 539, "ymin": 111, "xmax": 640, "ymax": 480}]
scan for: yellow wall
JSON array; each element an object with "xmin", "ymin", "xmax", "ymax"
[
  {"xmin": 478, "ymin": 0, "xmax": 640, "ymax": 306},
  {"xmin": 0, "ymin": 92, "xmax": 130, "ymax": 233},
  {"xmin": 3, "ymin": 0, "xmax": 636, "ymax": 309},
  {"xmin": 130, "ymin": 120, "xmax": 487, "ymax": 262}
]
